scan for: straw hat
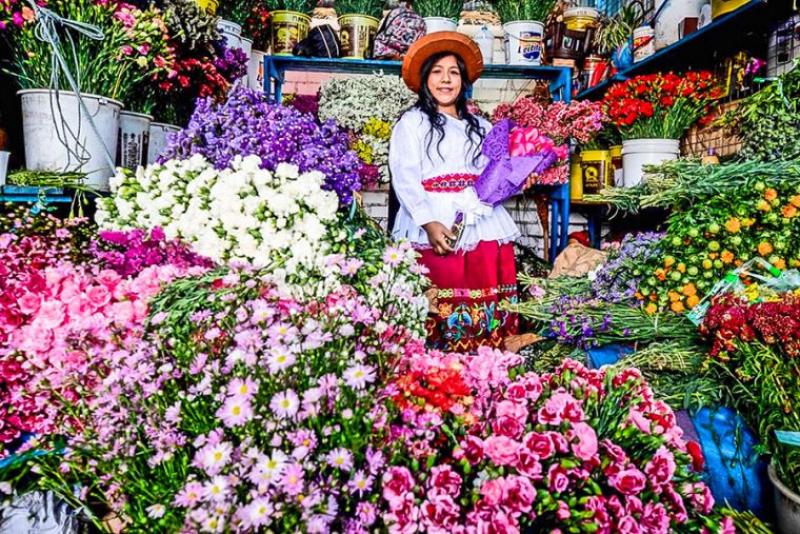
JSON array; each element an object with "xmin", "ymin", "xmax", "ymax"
[{"xmin": 401, "ymin": 32, "xmax": 484, "ymax": 93}]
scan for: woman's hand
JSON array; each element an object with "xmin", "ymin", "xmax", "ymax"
[{"xmin": 423, "ymin": 221, "xmax": 455, "ymax": 255}]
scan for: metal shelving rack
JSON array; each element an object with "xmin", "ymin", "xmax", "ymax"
[{"xmin": 262, "ymin": 55, "xmax": 574, "ymax": 258}]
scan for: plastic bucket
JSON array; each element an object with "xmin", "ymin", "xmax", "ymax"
[
  {"xmin": 0, "ymin": 151, "xmax": 9, "ymax": 187},
  {"xmin": 503, "ymin": 20, "xmax": 545, "ymax": 66},
  {"xmin": 569, "ymin": 157, "xmax": 583, "ymax": 200},
  {"xmin": 248, "ymin": 49, "xmax": 267, "ymax": 91},
  {"xmin": 711, "ymin": 0, "xmax": 750, "ymax": 19},
  {"xmin": 769, "ymin": 463, "xmax": 800, "ymax": 534},
  {"xmin": 563, "ymin": 6, "xmax": 599, "ymax": 31},
  {"xmin": 117, "ymin": 111, "xmax": 152, "ymax": 171},
  {"xmin": 621, "ymin": 138, "xmax": 679, "ymax": 187},
  {"xmin": 19, "ymin": 89, "xmax": 122, "ymax": 191},
  {"xmin": 610, "ymin": 145, "xmax": 623, "ymax": 187},
  {"xmin": 339, "ymin": 14, "xmax": 379, "ymax": 59},
  {"xmin": 580, "ymin": 149, "xmax": 612, "ymax": 194},
  {"xmin": 147, "ymin": 122, "xmax": 180, "ymax": 164},
  {"xmin": 195, "ymin": 0, "xmax": 217, "ymax": 14},
  {"xmin": 424, "ymin": 17, "xmax": 458, "ymax": 34},
  {"xmin": 271, "ymin": 11, "xmax": 311, "ymax": 56},
  {"xmin": 217, "ymin": 19, "xmax": 242, "ymax": 39},
  {"xmin": 654, "ymin": 0, "xmax": 704, "ymax": 49}
]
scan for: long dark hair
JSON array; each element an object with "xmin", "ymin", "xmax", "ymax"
[{"xmin": 411, "ymin": 51, "xmax": 486, "ymax": 166}]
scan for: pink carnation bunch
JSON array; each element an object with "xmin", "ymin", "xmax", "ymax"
[{"xmin": 382, "ymin": 353, "xmax": 734, "ymax": 534}]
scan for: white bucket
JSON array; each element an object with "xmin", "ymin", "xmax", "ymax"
[
  {"xmin": 654, "ymin": 0, "xmax": 704, "ymax": 49},
  {"xmin": 248, "ymin": 49, "xmax": 267, "ymax": 91},
  {"xmin": 147, "ymin": 122, "xmax": 180, "ymax": 164},
  {"xmin": 19, "ymin": 89, "xmax": 122, "ymax": 191},
  {"xmin": 769, "ymin": 464, "xmax": 800, "ymax": 534},
  {"xmin": 117, "ymin": 111, "xmax": 152, "ymax": 171},
  {"xmin": 621, "ymin": 138, "xmax": 679, "ymax": 187},
  {"xmin": 0, "ymin": 151, "xmax": 9, "ymax": 187},
  {"xmin": 472, "ymin": 25, "xmax": 495, "ymax": 65},
  {"xmin": 503, "ymin": 20, "xmax": 545, "ymax": 66},
  {"xmin": 217, "ymin": 19, "xmax": 242, "ymax": 38},
  {"xmin": 424, "ymin": 17, "xmax": 458, "ymax": 34}
]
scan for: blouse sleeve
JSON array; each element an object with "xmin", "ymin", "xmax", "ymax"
[{"xmin": 389, "ymin": 114, "xmax": 435, "ymax": 227}]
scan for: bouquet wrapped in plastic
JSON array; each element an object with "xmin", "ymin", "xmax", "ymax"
[{"xmin": 452, "ymin": 119, "xmax": 557, "ymax": 249}]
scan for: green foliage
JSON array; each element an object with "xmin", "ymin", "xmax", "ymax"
[{"xmin": 494, "ymin": 0, "xmax": 555, "ymax": 23}]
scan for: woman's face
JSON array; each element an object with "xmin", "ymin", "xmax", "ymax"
[{"xmin": 426, "ymin": 54, "xmax": 462, "ymax": 108}]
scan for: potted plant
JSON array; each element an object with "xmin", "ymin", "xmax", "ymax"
[
  {"xmin": 265, "ymin": 0, "xmax": 314, "ymax": 55},
  {"xmin": 603, "ymin": 71, "xmax": 722, "ymax": 187},
  {"xmin": 413, "ymin": 0, "xmax": 463, "ymax": 34},
  {"xmin": 335, "ymin": 0, "xmax": 384, "ymax": 59},
  {"xmin": 495, "ymin": 0, "xmax": 556, "ymax": 65},
  {"xmin": 594, "ymin": 0, "xmax": 645, "ymax": 71},
  {"xmin": 1, "ymin": 0, "xmax": 174, "ymax": 190}
]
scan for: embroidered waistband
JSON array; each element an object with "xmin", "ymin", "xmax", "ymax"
[{"xmin": 422, "ymin": 173, "xmax": 477, "ymax": 193}]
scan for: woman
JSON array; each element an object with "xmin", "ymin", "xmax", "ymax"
[{"xmin": 390, "ymin": 32, "xmax": 519, "ymax": 353}]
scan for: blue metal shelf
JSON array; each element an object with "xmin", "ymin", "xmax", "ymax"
[
  {"xmin": 262, "ymin": 55, "xmax": 574, "ymax": 259},
  {"xmin": 577, "ymin": 0, "xmax": 771, "ymax": 100},
  {"xmin": 0, "ymin": 186, "xmax": 72, "ymax": 204}
]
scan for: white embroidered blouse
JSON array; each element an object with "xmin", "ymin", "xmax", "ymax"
[{"xmin": 389, "ymin": 107, "xmax": 520, "ymax": 250}]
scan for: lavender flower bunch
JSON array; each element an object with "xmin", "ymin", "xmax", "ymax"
[
  {"xmin": 590, "ymin": 231, "xmax": 664, "ymax": 304},
  {"xmin": 213, "ymin": 41, "xmax": 249, "ymax": 82},
  {"xmin": 161, "ymin": 85, "xmax": 362, "ymax": 205}
]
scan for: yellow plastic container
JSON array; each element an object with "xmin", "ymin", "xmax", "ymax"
[
  {"xmin": 711, "ymin": 0, "xmax": 750, "ymax": 19},
  {"xmin": 195, "ymin": 0, "xmax": 217, "ymax": 14},
  {"xmin": 580, "ymin": 149, "xmax": 612, "ymax": 194},
  {"xmin": 271, "ymin": 11, "xmax": 311, "ymax": 56},
  {"xmin": 338, "ymin": 14, "xmax": 379, "ymax": 59},
  {"xmin": 570, "ymin": 157, "xmax": 583, "ymax": 201},
  {"xmin": 610, "ymin": 145, "xmax": 623, "ymax": 187}
]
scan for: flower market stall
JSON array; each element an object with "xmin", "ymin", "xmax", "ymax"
[{"xmin": 1, "ymin": 0, "xmax": 800, "ymax": 533}]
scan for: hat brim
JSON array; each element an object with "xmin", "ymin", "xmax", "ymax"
[{"xmin": 401, "ymin": 32, "xmax": 484, "ymax": 93}]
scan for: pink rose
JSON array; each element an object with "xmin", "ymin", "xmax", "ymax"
[
  {"xmin": 505, "ymin": 382, "xmax": 527, "ymax": 402},
  {"xmin": 641, "ymin": 502, "xmax": 669, "ymax": 534},
  {"xmin": 547, "ymin": 464, "xmax": 569, "ymax": 493},
  {"xmin": 383, "ymin": 466, "xmax": 414, "ymax": 502},
  {"xmin": 17, "ymin": 292, "xmax": 41, "ymax": 315},
  {"xmin": 429, "ymin": 465, "xmax": 462, "ymax": 497},
  {"xmin": 538, "ymin": 392, "xmax": 581, "ymax": 425},
  {"xmin": 420, "ymin": 490, "xmax": 460, "ymax": 531},
  {"xmin": 610, "ymin": 468, "xmax": 647, "ymax": 496},
  {"xmin": 484, "ymin": 436, "xmax": 519, "ymax": 466},
  {"xmin": 86, "ymin": 285, "xmax": 111, "ymax": 309},
  {"xmin": 616, "ymin": 515, "xmax": 641, "ymax": 534},
  {"xmin": 492, "ymin": 416, "xmax": 524, "ymax": 439},
  {"xmin": 548, "ymin": 431, "xmax": 570, "ymax": 453},
  {"xmin": 569, "ymin": 422, "xmax": 598, "ymax": 461},
  {"xmin": 523, "ymin": 375, "xmax": 543, "ymax": 402},
  {"xmin": 515, "ymin": 449, "xmax": 543, "ymax": 480},
  {"xmin": 502, "ymin": 475, "xmax": 535, "ymax": 514},
  {"xmin": 480, "ymin": 478, "xmax": 505, "ymax": 506},
  {"xmin": 644, "ymin": 446, "xmax": 676, "ymax": 487},
  {"xmin": 523, "ymin": 432, "xmax": 554, "ymax": 460},
  {"xmin": 625, "ymin": 495, "xmax": 643, "ymax": 515}
]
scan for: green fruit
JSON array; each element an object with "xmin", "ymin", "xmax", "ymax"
[
  {"xmin": 714, "ymin": 259, "xmax": 724, "ymax": 269},
  {"xmin": 708, "ymin": 223, "xmax": 721, "ymax": 234},
  {"xmin": 708, "ymin": 241, "xmax": 721, "ymax": 251},
  {"xmin": 687, "ymin": 228, "xmax": 700, "ymax": 238},
  {"xmin": 704, "ymin": 271, "xmax": 714, "ymax": 279},
  {"xmin": 671, "ymin": 236, "xmax": 683, "ymax": 247},
  {"xmin": 771, "ymin": 198, "xmax": 781, "ymax": 207},
  {"xmin": 729, "ymin": 236, "xmax": 742, "ymax": 247},
  {"xmin": 670, "ymin": 271, "xmax": 682, "ymax": 281},
  {"xmin": 688, "ymin": 266, "xmax": 699, "ymax": 276},
  {"xmin": 754, "ymin": 181, "xmax": 766, "ymax": 192}
]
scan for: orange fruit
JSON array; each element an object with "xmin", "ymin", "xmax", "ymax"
[
  {"xmin": 721, "ymin": 250, "xmax": 735, "ymax": 264},
  {"xmin": 758, "ymin": 242, "xmax": 774, "ymax": 256},
  {"xmin": 686, "ymin": 295, "xmax": 700, "ymax": 309},
  {"xmin": 765, "ymin": 188, "xmax": 778, "ymax": 201},
  {"xmin": 783, "ymin": 205, "xmax": 798, "ymax": 218},
  {"xmin": 670, "ymin": 301, "xmax": 685, "ymax": 313},
  {"xmin": 645, "ymin": 303, "xmax": 658, "ymax": 315},
  {"xmin": 790, "ymin": 195, "xmax": 800, "ymax": 208},
  {"xmin": 682, "ymin": 284, "xmax": 697, "ymax": 297},
  {"xmin": 725, "ymin": 217, "xmax": 741, "ymax": 233}
]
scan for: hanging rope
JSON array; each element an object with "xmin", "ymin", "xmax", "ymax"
[{"xmin": 26, "ymin": 0, "xmax": 116, "ymax": 173}]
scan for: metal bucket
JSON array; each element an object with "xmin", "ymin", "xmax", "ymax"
[
  {"xmin": 147, "ymin": 122, "xmax": 180, "ymax": 164},
  {"xmin": 271, "ymin": 11, "xmax": 311, "ymax": 56},
  {"xmin": 117, "ymin": 111, "xmax": 152, "ymax": 170},
  {"xmin": 339, "ymin": 14, "xmax": 379, "ymax": 59}
]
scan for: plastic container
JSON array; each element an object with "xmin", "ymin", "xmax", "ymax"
[
  {"xmin": 338, "ymin": 14, "xmax": 379, "ymax": 59},
  {"xmin": 653, "ymin": 0, "xmax": 704, "ymax": 49},
  {"xmin": 217, "ymin": 19, "xmax": 242, "ymax": 39},
  {"xmin": 194, "ymin": 0, "xmax": 217, "ymax": 14},
  {"xmin": 711, "ymin": 0, "xmax": 750, "ymax": 19},
  {"xmin": 633, "ymin": 25, "xmax": 655, "ymax": 62},
  {"xmin": 621, "ymin": 138, "xmax": 679, "ymax": 187},
  {"xmin": 569, "ymin": 157, "xmax": 583, "ymax": 200},
  {"xmin": 0, "ymin": 151, "xmax": 9, "ymax": 187},
  {"xmin": 610, "ymin": 145, "xmax": 623, "ymax": 187},
  {"xmin": 117, "ymin": 111, "xmax": 152, "ymax": 171},
  {"xmin": 503, "ymin": 20, "xmax": 545, "ymax": 65},
  {"xmin": 249, "ymin": 49, "xmax": 267, "ymax": 91},
  {"xmin": 271, "ymin": 11, "xmax": 311, "ymax": 56},
  {"xmin": 147, "ymin": 122, "xmax": 180, "ymax": 164},
  {"xmin": 580, "ymin": 149, "xmax": 612, "ymax": 194},
  {"xmin": 423, "ymin": 17, "xmax": 458, "ymax": 34},
  {"xmin": 19, "ymin": 89, "xmax": 122, "ymax": 191},
  {"xmin": 769, "ymin": 463, "xmax": 800, "ymax": 534},
  {"xmin": 473, "ymin": 25, "xmax": 494, "ymax": 64},
  {"xmin": 563, "ymin": 6, "xmax": 599, "ymax": 31}
]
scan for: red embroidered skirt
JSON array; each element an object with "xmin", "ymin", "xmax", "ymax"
[{"xmin": 419, "ymin": 240, "xmax": 519, "ymax": 353}]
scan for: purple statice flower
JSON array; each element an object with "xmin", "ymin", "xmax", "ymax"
[
  {"xmin": 160, "ymin": 85, "xmax": 362, "ymax": 205},
  {"xmin": 591, "ymin": 232, "xmax": 664, "ymax": 304}
]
